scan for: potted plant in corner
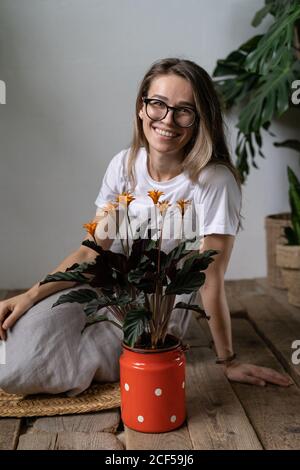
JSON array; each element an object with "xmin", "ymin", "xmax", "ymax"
[
  {"xmin": 40, "ymin": 190, "xmax": 218, "ymax": 433},
  {"xmin": 212, "ymin": 0, "xmax": 300, "ymax": 288},
  {"xmin": 276, "ymin": 167, "xmax": 300, "ymax": 306}
]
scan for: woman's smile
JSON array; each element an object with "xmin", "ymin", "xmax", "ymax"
[{"xmin": 152, "ymin": 126, "xmax": 180, "ymax": 139}]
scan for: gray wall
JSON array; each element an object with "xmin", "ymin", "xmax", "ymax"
[{"xmin": 0, "ymin": 0, "xmax": 299, "ymax": 288}]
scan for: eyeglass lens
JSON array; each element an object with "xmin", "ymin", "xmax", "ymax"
[{"xmin": 145, "ymin": 100, "xmax": 196, "ymax": 127}]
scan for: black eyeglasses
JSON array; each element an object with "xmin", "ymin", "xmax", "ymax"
[{"xmin": 142, "ymin": 97, "xmax": 198, "ymax": 128}]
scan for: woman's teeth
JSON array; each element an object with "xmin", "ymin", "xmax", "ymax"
[{"xmin": 154, "ymin": 127, "xmax": 178, "ymax": 138}]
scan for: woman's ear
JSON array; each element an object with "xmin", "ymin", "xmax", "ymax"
[{"xmin": 138, "ymin": 108, "xmax": 143, "ymax": 120}]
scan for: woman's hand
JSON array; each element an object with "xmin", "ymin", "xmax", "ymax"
[
  {"xmin": 224, "ymin": 361, "xmax": 293, "ymax": 387},
  {"xmin": 0, "ymin": 292, "xmax": 35, "ymax": 340}
]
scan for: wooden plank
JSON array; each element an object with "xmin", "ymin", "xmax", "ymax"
[
  {"xmin": 1, "ymin": 290, "xmax": 26, "ymax": 299},
  {"xmin": 56, "ymin": 431, "xmax": 124, "ymax": 450},
  {"xmin": 185, "ymin": 314, "xmax": 212, "ymax": 348},
  {"xmin": 0, "ymin": 418, "xmax": 22, "ymax": 450},
  {"xmin": 230, "ymin": 319, "xmax": 300, "ymax": 450},
  {"xmin": 256, "ymin": 278, "xmax": 300, "ymax": 319},
  {"xmin": 125, "ymin": 425, "xmax": 192, "ymax": 450},
  {"xmin": 31, "ymin": 409, "xmax": 121, "ymax": 433},
  {"xmin": 224, "ymin": 279, "xmax": 265, "ymax": 317},
  {"xmin": 0, "ymin": 291, "xmax": 8, "ymax": 301},
  {"xmin": 225, "ymin": 279, "xmax": 264, "ymax": 297},
  {"xmin": 18, "ymin": 430, "xmax": 124, "ymax": 450},
  {"xmin": 186, "ymin": 346, "xmax": 262, "ymax": 450},
  {"xmin": 238, "ymin": 294, "xmax": 300, "ymax": 387}
]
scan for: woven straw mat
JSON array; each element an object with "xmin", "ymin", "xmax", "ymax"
[{"xmin": 0, "ymin": 382, "xmax": 120, "ymax": 418}]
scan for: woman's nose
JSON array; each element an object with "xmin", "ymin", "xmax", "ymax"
[{"xmin": 162, "ymin": 109, "xmax": 175, "ymax": 127}]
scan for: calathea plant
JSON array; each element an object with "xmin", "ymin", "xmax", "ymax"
[{"xmin": 41, "ymin": 190, "xmax": 218, "ymax": 349}]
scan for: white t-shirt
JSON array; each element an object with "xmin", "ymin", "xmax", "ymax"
[{"xmin": 95, "ymin": 147, "xmax": 241, "ymax": 245}]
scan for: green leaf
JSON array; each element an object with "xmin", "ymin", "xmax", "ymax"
[
  {"xmin": 174, "ymin": 302, "xmax": 210, "ymax": 319},
  {"xmin": 123, "ymin": 308, "xmax": 151, "ymax": 347},
  {"xmin": 52, "ymin": 289, "xmax": 98, "ymax": 308},
  {"xmin": 165, "ymin": 271, "xmax": 206, "ymax": 295},
  {"xmin": 40, "ymin": 271, "xmax": 88, "ymax": 285},
  {"xmin": 274, "ymin": 140, "xmax": 300, "ymax": 153},
  {"xmin": 245, "ymin": 3, "xmax": 300, "ymax": 74},
  {"xmin": 251, "ymin": 4, "xmax": 272, "ymax": 27},
  {"xmin": 284, "ymin": 226, "xmax": 298, "ymax": 245},
  {"xmin": 82, "ymin": 239, "xmax": 103, "ymax": 254},
  {"xmin": 85, "ymin": 312, "xmax": 108, "ymax": 325}
]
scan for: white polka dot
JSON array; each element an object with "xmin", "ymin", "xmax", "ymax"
[
  {"xmin": 182, "ymin": 381, "xmax": 185, "ymax": 389},
  {"xmin": 124, "ymin": 383, "xmax": 130, "ymax": 391},
  {"xmin": 154, "ymin": 388, "xmax": 162, "ymax": 396},
  {"xmin": 170, "ymin": 415, "xmax": 177, "ymax": 423},
  {"xmin": 137, "ymin": 415, "xmax": 144, "ymax": 423}
]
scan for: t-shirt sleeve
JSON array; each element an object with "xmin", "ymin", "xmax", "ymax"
[
  {"xmin": 94, "ymin": 149, "xmax": 128, "ymax": 209},
  {"xmin": 193, "ymin": 164, "xmax": 242, "ymax": 236}
]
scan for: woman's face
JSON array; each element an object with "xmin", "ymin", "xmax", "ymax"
[{"xmin": 138, "ymin": 74, "xmax": 197, "ymax": 158}]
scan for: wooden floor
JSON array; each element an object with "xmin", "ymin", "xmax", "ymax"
[{"xmin": 1, "ymin": 278, "xmax": 300, "ymax": 450}]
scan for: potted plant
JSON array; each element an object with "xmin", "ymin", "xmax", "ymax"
[
  {"xmin": 41, "ymin": 190, "xmax": 217, "ymax": 433},
  {"xmin": 276, "ymin": 167, "xmax": 300, "ymax": 306},
  {"xmin": 212, "ymin": 0, "xmax": 300, "ymax": 288}
]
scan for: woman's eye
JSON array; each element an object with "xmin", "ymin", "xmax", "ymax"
[
  {"xmin": 151, "ymin": 100, "xmax": 164, "ymax": 107},
  {"xmin": 178, "ymin": 108, "xmax": 192, "ymax": 115}
]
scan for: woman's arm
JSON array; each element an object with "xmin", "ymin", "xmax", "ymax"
[
  {"xmin": 199, "ymin": 234, "xmax": 292, "ymax": 387},
  {"xmin": 0, "ymin": 212, "xmax": 113, "ymax": 339}
]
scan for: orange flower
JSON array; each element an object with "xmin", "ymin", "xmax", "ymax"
[
  {"xmin": 158, "ymin": 199, "xmax": 170, "ymax": 215},
  {"xmin": 116, "ymin": 192, "xmax": 135, "ymax": 207},
  {"xmin": 177, "ymin": 199, "xmax": 191, "ymax": 216},
  {"xmin": 148, "ymin": 189, "xmax": 164, "ymax": 205},
  {"xmin": 103, "ymin": 202, "xmax": 118, "ymax": 213},
  {"xmin": 83, "ymin": 221, "xmax": 98, "ymax": 237}
]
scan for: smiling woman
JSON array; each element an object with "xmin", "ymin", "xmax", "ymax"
[{"xmin": 0, "ymin": 57, "xmax": 292, "ymax": 396}]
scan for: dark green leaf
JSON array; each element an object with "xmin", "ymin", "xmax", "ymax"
[
  {"xmin": 166, "ymin": 271, "xmax": 206, "ymax": 295},
  {"xmin": 82, "ymin": 239, "xmax": 103, "ymax": 254},
  {"xmin": 52, "ymin": 289, "xmax": 98, "ymax": 308},
  {"xmin": 274, "ymin": 140, "xmax": 300, "ymax": 153},
  {"xmin": 40, "ymin": 271, "xmax": 88, "ymax": 285},
  {"xmin": 174, "ymin": 302, "xmax": 210, "ymax": 319},
  {"xmin": 123, "ymin": 308, "xmax": 151, "ymax": 347},
  {"xmin": 251, "ymin": 4, "xmax": 272, "ymax": 27}
]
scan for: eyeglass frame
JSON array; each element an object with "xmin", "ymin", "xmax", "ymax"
[{"xmin": 142, "ymin": 97, "xmax": 199, "ymax": 128}]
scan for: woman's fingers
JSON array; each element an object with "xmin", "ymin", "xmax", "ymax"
[
  {"xmin": 241, "ymin": 374, "xmax": 266, "ymax": 387},
  {"xmin": 251, "ymin": 366, "xmax": 292, "ymax": 387},
  {"xmin": 225, "ymin": 362, "xmax": 293, "ymax": 387},
  {"xmin": 0, "ymin": 303, "xmax": 10, "ymax": 340},
  {"xmin": 2, "ymin": 307, "xmax": 22, "ymax": 330},
  {"xmin": 0, "ymin": 324, "xmax": 7, "ymax": 341}
]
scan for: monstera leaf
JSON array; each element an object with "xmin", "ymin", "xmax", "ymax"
[{"xmin": 213, "ymin": 0, "xmax": 300, "ymax": 182}]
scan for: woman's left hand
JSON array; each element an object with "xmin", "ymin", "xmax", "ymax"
[{"xmin": 223, "ymin": 361, "xmax": 293, "ymax": 387}]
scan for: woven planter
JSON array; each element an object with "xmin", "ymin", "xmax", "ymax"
[
  {"xmin": 265, "ymin": 213, "xmax": 291, "ymax": 288},
  {"xmin": 276, "ymin": 244, "xmax": 300, "ymax": 307}
]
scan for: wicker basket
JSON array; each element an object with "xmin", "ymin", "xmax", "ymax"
[
  {"xmin": 276, "ymin": 244, "xmax": 300, "ymax": 307},
  {"xmin": 265, "ymin": 213, "xmax": 291, "ymax": 288},
  {"xmin": 276, "ymin": 244, "xmax": 300, "ymax": 269},
  {"xmin": 281, "ymin": 268, "xmax": 300, "ymax": 307}
]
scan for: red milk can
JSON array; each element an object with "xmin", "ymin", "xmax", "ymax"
[{"xmin": 119, "ymin": 338, "xmax": 187, "ymax": 433}]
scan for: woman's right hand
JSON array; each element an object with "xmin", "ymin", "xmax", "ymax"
[{"xmin": 0, "ymin": 292, "xmax": 35, "ymax": 340}]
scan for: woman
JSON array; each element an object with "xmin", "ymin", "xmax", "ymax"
[{"xmin": 0, "ymin": 58, "xmax": 291, "ymax": 395}]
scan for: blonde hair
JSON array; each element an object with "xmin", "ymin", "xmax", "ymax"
[{"xmin": 127, "ymin": 58, "xmax": 241, "ymax": 189}]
